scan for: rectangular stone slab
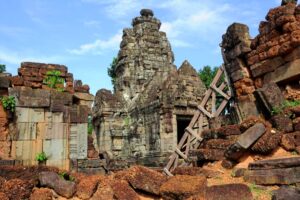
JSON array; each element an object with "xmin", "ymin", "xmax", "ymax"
[
  {"xmin": 237, "ymin": 123, "xmax": 266, "ymax": 149},
  {"xmin": 9, "ymin": 87, "xmax": 50, "ymax": 107},
  {"xmin": 248, "ymin": 157, "xmax": 300, "ymax": 170},
  {"xmin": 244, "ymin": 167, "xmax": 300, "ymax": 185}
]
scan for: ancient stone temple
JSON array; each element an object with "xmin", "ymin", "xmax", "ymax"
[{"xmin": 92, "ymin": 9, "xmax": 207, "ymax": 166}]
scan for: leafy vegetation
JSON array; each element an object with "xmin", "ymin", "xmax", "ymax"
[
  {"xmin": 271, "ymin": 100, "xmax": 300, "ymax": 115},
  {"xmin": 1, "ymin": 96, "xmax": 16, "ymax": 112},
  {"xmin": 59, "ymin": 171, "xmax": 75, "ymax": 181},
  {"xmin": 107, "ymin": 57, "xmax": 118, "ymax": 91},
  {"xmin": 35, "ymin": 152, "xmax": 47, "ymax": 162},
  {"xmin": 88, "ymin": 115, "xmax": 93, "ymax": 135},
  {"xmin": 0, "ymin": 64, "xmax": 6, "ymax": 73},
  {"xmin": 198, "ymin": 65, "xmax": 219, "ymax": 88},
  {"xmin": 43, "ymin": 70, "xmax": 65, "ymax": 91}
]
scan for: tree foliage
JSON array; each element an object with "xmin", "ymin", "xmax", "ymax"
[
  {"xmin": 198, "ymin": 65, "xmax": 219, "ymax": 88},
  {"xmin": 0, "ymin": 64, "xmax": 6, "ymax": 73},
  {"xmin": 107, "ymin": 57, "xmax": 118, "ymax": 90}
]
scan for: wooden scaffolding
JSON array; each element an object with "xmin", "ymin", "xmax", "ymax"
[{"xmin": 163, "ymin": 65, "xmax": 233, "ymax": 176}]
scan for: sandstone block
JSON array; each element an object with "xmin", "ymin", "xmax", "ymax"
[
  {"xmin": 39, "ymin": 171, "xmax": 76, "ymax": 198},
  {"xmin": 250, "ymin": 56, "xmax": 284, "ymax": 78},
  {"xmin": 110, "ymin": 179, "xmax": 140, "ymax": 200},
  {"xmin": 271, "ymin": 114, "xmax": 294, "ymax": 133},
  {"xmin": 172, "ymin": 167, "xmax": 221, "ymax": 178},
  {"xmin": 115, "ymin": 165, "xmax": 168, "ymax": 195},
  {"xmin": 244, "ymin": 166, "xmax": 300, "ymax": 185},
  {"xmin": 0, "ymin": 77, "xmax": 10, "ymax": 88},
  {"xmin": 248, "ymin": 156, "xmax": 300, "ymax": 170},
  {"xmin": 237, "ymin": 123, "xmax": 266, "ymax": 149},
  {"xmin": 190, "ymin": 149, "xmax": 225, "ymax": 161},
  {"xmin": 159, "ymin": 175, "xmax": 207, "ymax": 200},
  {"xmin": 29, "ymin": 188, "xmax": 54, "ymax": 200},
  {"xmin": 272, "ymin": 186, "xmax": 300, "ymax": 200},
  {"xmin": 281, "ymin": 132, "xmax": 300, "ymax": 150},
  {"xmin": 2, "ymin": 178, "xmax": 34, "ymax": 200},
  {"xmin": 76, "ymin": 176, "xmax": 101, "ymax": 200}
]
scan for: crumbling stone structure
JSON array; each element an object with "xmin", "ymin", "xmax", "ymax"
[
  {"xmin": 221, "ymin": 1, "xmax": 300, "ymax": 119},
  {"xmin": 93, "ymin": 9, "xmax": 206, "ymax": 166},
  {"xmin": 0, "ymin": 62, "xmax": 95, "ymax": 170}
]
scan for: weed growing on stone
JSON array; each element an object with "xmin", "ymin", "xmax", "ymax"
[
  {"xmin": 1, "ymin": 96, "xmax": 16, "ymax": 112},
  {"xmin": 43, "ymin": 70, "xmax": 65, "ymax": 91}
]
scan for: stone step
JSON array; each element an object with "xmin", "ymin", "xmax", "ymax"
[{"xmin": 248, "ymin": 156, "xmax": 300, "ymax": 170}]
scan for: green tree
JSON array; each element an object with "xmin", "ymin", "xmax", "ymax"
[
  {"xmin": 198, "ymin": 65, "xmax": 219, "ymax": 88},
  {"xmin": 0, "ymin": 64, "xmax": 6, "ymax": 73},
  {"xmin": 107, "ymin": 57, "xmax": 118, "ymax": 90}
]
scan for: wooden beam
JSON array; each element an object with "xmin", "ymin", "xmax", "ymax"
[
  {"xmin": 198, "ymin": 105, "xmax": 213, "ymax": 118},
  {"xmin": 186, "ymin": 127, "xmax": 203, "ymax": 142},
  {"xmin": 175, "ymin": 148, "xmax": 188, "ymax": 161}
]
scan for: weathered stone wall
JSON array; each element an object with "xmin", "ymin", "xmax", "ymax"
[
  {"xmin": 0, "ymin": 62, "xmax": 95, "ymax": 171},
  {"xmin": 222, "ymin": 2, "xmax": 300, "ymax": 119},
  {"xmin": 92, "ymin": 9, "xmax": 207, "ymax": 166}
]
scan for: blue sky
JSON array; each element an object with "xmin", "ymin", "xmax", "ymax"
[{"xmin": 0, "ymin": 0, "xmax": 281, "ymax": 95}]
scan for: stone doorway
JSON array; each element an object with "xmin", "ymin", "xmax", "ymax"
[{"xmin": 176, "ymin": 115, "xmax": 192, "ymax": 143}]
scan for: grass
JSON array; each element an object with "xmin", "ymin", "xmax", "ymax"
[
  {"xmin": 271, "ymin": 100, "xmax": 300, "ymax": 115},
  {"xmin": 249, "ymin": 183, "xmax": 272, "ymax": 200}
]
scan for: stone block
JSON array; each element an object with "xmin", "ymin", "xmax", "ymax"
[
  {"xmin": 9, "ymin": 87, "xmax": 50, "ymax": 107},
  {"xmin": 264, "ymin": 59, "xmax": 300, "ymax": 84},
  {"xmin": 45, "ymin": 112, "xmax": 63, "ymax": 123},
  {"xmin": 70, "ymin": 105, "xmax": 89, "ymax": 123},
  {"xmin": 10, "ymin": 76, "xmax": 24, "ymax": 86},
  {"xmin": 0, "ymin": 141, "xmax": 11, "ymax": 159},
  {"xmin": 12, "ymin": 140, "xmax": 42, "ymax": 164},
  {"xmin": 15, "ymin": 108, "xmax": 45, "ymax": 123},
  {"xmin": 272, "ymin": 186, "xmax": 300, "ymax": 200},
  {"xmin": 237, "ymin": 96, "xmax": 259, "ymax": 120},
  {"xmin": 73, "ymin": 92, "xmax": 94, "ymax": 101},
  {"xmin": 43, "ymin": 139, "xmax": 68, "ymax": 160},
  {"xmin": 50, "ymin": 90, "xmax": 73, "ymax": 105},
  {"xmin": 190, "ymin": 149, "xmax": 225, "ymax": 161},
  {"xmin": 159, "ymin": 175, "xmax": 207, "ymax": 200},
  {"xmin": 244, "ymin": 166, "xmax": 300, "ymax": 185},
  {"xmin": 281, "ymin": 132, "xmax": 300, "ymax": 150},
  {"xmin": 272, "ymin": 114, "xmax": 294, "ymax": 133},
  {"xmin": 248, "ymin": 157, "xmax": 300, "ymax": 170},
  {"xmin": 16, "ymin": 123, "xmax": 37, "ymax": 140},
  {"xmin": 37, "ymin": 123, "xmax": 68, "ymax": 139},
  {"xmin": 237, "ymin": 123, "xmax": 266, "ymax": 149},
  {"xmin": 250, "ymin": 56, "xmax": 284, "ymax": 78},
  {"xmin": 224, "ymin": 143, "xmax": 246, "ymax": 161},
  {"xmin": 255, "ymin": 82, "xmax": 285, "ymax": 114},
  {"xmin": 69, "ymin": 124, "xmax": 88, "ymax": 159},
  {"xmin": 46, "ymin": 159, "xmax": 70, "ymax": 171},
  {"xmin": 0, "ymin": 77, "xmax": 11, "ymax": 88},
  {"xmin": 284, "ymin": 46, "xmax": 300, "ymax": 62}
]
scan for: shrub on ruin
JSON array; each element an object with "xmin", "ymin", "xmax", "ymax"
[
  {"xmin": 35, "ymin": 152, "xmax": 47, "ymax": 162},
  {"xmin": 0, "ymin": 64, "xmax": 6, "ymax": 73},
  {"xmin": 43, "ymin": 70, "xmax": 65, "ymax": 91},
  {"xmin": 1, "ymin": 96, "xmax": 16, "ymax": 112}
]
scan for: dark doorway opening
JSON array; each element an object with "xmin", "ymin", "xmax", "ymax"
[{"xmin": 176, "ymin": 115, "xmax": 192, "ymax": 143}]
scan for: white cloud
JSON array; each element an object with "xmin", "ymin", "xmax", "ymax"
[
  {"xmin": 0, "ymin": 49, "xmax": 66, "ymax": 65},
  {"xmin": 68, "ymin": 32, "xmax": 122, "ymax": 55}
]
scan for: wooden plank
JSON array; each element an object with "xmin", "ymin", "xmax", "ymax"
[
  {"xmin": 214, "ymin": 99, "xmax": 229, "ymax": 117},
  {"xmin": 163, "ymin": 168, "xmax": 173, "ymax": 176},
  {"xmin": 211, "ymin": 85, "xmax": 230, "ymax": 100},
  {"xmin": 198, "ymin": 114, "xmax": 204, "ymax": 134},
  {"xmin": 175, "ymin": 148, "xmax": 188, "ymax": 161},
  {"xmin": 186, "ymin": 127, "xmax": 202, "ymax": 142},
  {"xmin": 198, "ymin": 105, "xmax": 213, "ymax": 118},
  {"xmin": 212, "ymin": 92, "xmax": 216, "ymax": 113}
]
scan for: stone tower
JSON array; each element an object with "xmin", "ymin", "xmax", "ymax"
[
  {"xmin": 114, "ymin": 9, "xmax": 176, "ymax": 103},
  {"xmin": 93, "ymin": 9, "xmax": 206, "ymax": 167}
]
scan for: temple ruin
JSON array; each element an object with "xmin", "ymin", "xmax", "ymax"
[{"xmin": 92, "ymin": 9, "xmax": 207, "ymax": 166}]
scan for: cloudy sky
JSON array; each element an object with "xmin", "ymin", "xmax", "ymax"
[{"xmin": 0, "ymin": 0, "xmax": 281, "ymax": 94}]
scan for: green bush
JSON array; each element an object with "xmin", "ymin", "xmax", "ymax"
[
  {"xmin": 271, "ymin": 100, "xmax": 300, "ymax": 115},
  {"xmin": 35, "ymin": 152, "xmax": 47, "ymax": 162},
  {"xmin": 43, "ymin": 70, "xmax": 65, "ymax": 91},
  {"xmin": 0, "ymin": 64, "xmax": 6, "ymax": 73},
  {"xmin": 1, "ymin": 96, "xmax": 16, "ymax": 112}
]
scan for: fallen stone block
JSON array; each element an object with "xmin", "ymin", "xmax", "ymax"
[
  {"xmin": 188, "ymin": 184, "xmax": 253, "ymax": 200},
  {"xmin": 255, "ymin": 82, "xmax": 285, "ymax": 115},
  {"xmin": 90, "ymin": 178, "xmax": 114, "ymax": 200},
  {"xmin": 0, "ymin": 192, "xmax": 8, "ymax": 200},
  {"xmin": 2, "ymin": 178, "xmax": 34, "ymax": 200},
  {"xmin": 39, "ymin": 171, "xmax": 76, "ymax": 198},
  {"xmin": 272, "ymin": 186, "xmax": 300, "ymax": 200},
  {"xmin": 172, "ymin": 167, "xmax": 221, "ymax": 178},
  {"xmin": 224, "ymin": 143, "xmax": 246, "ymax": 161},
  {"xmin": 203, "ymin": 139, "xmax": 236, "ymax": 150},
  {"xmin": 159, "ymin": 175, "xmax": 207, "ymax": 200},
  {"xmin": 251, "ymin": 129, "xmax": 282, "ymax": 154},
  {"xmin": 190, "ymin": 149, "xmax": 225, "ymax": 161},
  {"xmin": 30, "ymin": 188, "xmax": 54, "ymax": 200},
  {"xmin": 237, "ymin": 123, "xmax": 266, "ymax": 149},
  {"xmin": 114, "ymin": 165, "xmax": 168, "ymax": 195},
  {"xmin": 281, "ymin": 132, "xmax": 300, "ymax": 150},
  {"xmin": 249, "ymin": 157, "xmax": 300, "ymax": 170},
  {"xmin": 271, "ymin": 114, "xmax": 294, "ymax": 133},
  {"xmin": 244, "ymin": 166, "xmax": 300, "ymax": 185},
  {"xmin": 110, "ymin": 179, "xmax": 140, "ymax": 200},
  {"xmin": 221, "ymin": 159, "xmax": 237, "ymax": 169},
  {"xmin": 231, "ymin": 168, "xmax": 247, "ymax": 177},
  {"xmin": 76, "ymin": 175, "xmax": 101, "ymax": 200}
]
